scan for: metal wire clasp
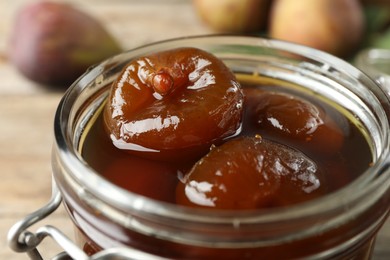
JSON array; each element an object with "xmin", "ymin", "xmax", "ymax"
[
  {"xmin": 7, "ymin": 177, "xmax": 170, "ymax": 260},
  {"xmin": 7, "ymin": 178, "xmax": 89, "ymax": 259}
]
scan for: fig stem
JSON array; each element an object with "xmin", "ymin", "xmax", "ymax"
[{"xmin": 151, "ymin": 71, "xmax": 174, "ymax": 96}]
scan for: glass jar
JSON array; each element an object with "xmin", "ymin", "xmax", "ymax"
[
  {"xmin": 11, "ymin": 36, "xmax": 390, "ymax": 259},
  {"xmin": 355, "ymin": 48, "xmax": 390, "ymax": 94}
]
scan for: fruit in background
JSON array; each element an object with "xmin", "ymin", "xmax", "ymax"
[
  {"xmin": 269, "ymin": 0, "xmax": 365, "ymax": 58},
  {"xmin": 193, "ymin": 0, "xmax": 271, "ymax": 33},
  {"xmin": 9, "ymin": 1, "xmax": 122, "ymax": 86}
]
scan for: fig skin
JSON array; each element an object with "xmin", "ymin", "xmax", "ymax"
[
  {"xmin": 193, "ymin": 0, "xmax": 271, "ymax": 33},
  {"xmin": 9, "ymin": 1, "xmax": 122, "ymax": 86},
  {"xmin": 245, "ymin": 89, "xmax": 345, "ymax": 155},
  {"xmin": 176, "ymin": 136, "xmax": 326, "ymax": 210},
  {"xmin": 269, "ymin": 0, "xmax": 365, "ymax": 58},
  {"xmin": 104, "ymin": 47, "xmax": 244, "ymax": 161}
]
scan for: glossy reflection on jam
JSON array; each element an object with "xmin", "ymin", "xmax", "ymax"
[
  {"xmin": 82, "ymin": 81, "xmax": 372, "ymax": 208},
  {"xmin": 176, "ymin": 136, "xmax": 326, "ymax": 210},
  {"xmin": 80, "ymin": 43, "xmax": 371, "ymax": 212},
  {"xmin": 103, "ymin": 47, "xmax": 244, "ymax": 161}
]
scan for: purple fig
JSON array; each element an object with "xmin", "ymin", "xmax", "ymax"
[{"xmin": 9, "ymin": 1, "xmax": 122, "ymax": 86}]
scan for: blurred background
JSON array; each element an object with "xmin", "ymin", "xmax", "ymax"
[
  {"xmin": 0, "ymin": 0, "xmax": 389, "ymax": 259},
  {"xmin": 2, "ymin": 0, "xmax": 390, "ymax": 92}
]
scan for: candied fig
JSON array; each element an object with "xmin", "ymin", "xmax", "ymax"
[
  {"xmin": 104, "ymin": 47, "xmax": 243, "ymax": 161},
  {"xmin": 246, "ymin": 90, "xmax": 345, "ymax": 154},
  {"xmin": 9, "ymin": 1, "xmax": 122, "ymax": 86},
  {"xmin": 176, "ymin": 136, "xmax": 326, "ymax": 210}
]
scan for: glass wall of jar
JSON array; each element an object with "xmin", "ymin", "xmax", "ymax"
[{"xmin": 51, "ymin": 35, "xmax": 390, "ymax": 259}]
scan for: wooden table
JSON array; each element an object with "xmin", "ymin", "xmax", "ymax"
[{"xmin": 0, "ymin": 1, "xmax": 388, "ymax": 259}]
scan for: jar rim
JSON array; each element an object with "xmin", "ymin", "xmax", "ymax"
[{"xmin": 53, "ymin": 35, "xmax": 390, "ymax": 226}]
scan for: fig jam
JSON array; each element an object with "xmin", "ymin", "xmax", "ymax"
[
  {"xmin": 81, "ymin": 75, "xmax": 371, "ymax": 204},
  {"xmin": 77, "ymin": 74, "xmax": 373, "ymax": 258}
]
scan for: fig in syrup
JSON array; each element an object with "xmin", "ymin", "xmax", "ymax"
[
  {"xmin": 176, "ymin": 136, "xmax": 326, "ymax": 210},
  {"xmin": 103, "ymin": 47, "xmax": 244, "ymax": 161},
  {"xmin": 245, "ymin": 89, "xmax": 345, "ymax": 155}
]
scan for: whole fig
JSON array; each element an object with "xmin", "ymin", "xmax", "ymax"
[
  {"xmin": 193, "ymin": 0, "xmax": 270, "ymax": 33},
  {"xmin": 104, "ymin": 47, "xmax": 244, "ymax": 161},
  {"xmin": 269, "ymin": 0, "xmax": 365, "ymax": 58},
  {"xmin": 9, "ymin": 1, "xmax": 122, "ymax": 86}
]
